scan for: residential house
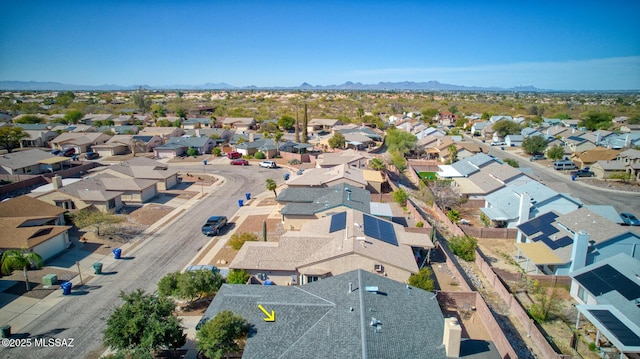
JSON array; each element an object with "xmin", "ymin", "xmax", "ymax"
[
  {"xmin": 562, "ymin": 119, "xmax": 581, "ymax": 128},
  {"xmin": 153, "ymin": 136, "xmax": 215, "ymax": 159},
  {"xmin": 565, "ymin": 135, "xmax": 596, "ymax": 153},
  {"xmin": 436, "ymin": 153, "xmax": 496, "ymax": 178},
  {"xmin": 504, "ymin": 134, "xmax": 524, "ymax": 147},
  {"xmin": 34, "ymin": 175, "xmax": 123, "ymax": 212},
  {"xmin": 221, "ymin": 117, "xmax": 256, "ymax": 132},
  {"xmin": 0, "ymin": 195, "xmax": 71, "ymax": 261},
  {"xmin": 286, "ymin": 164, "xmax": 386, "ymax": 193},
  {"xmin": 138, "ymin": 127, "xmax": 184, "ymax": 142},
  {"xmin": 617, "ymin": 149, "xmax": 640, "ymax": 180},
  {"xmin": 470, "ymin": 121, "xmax": 489, "ymax": 136},
  {"xmin": 200, "ymin": 269, "xmax": 448, "ymax": 358},
  {"xmin": 481, "ymin": 181, "xmax": 582, "ymax": 228},
  {"xmin": 91, "ymin": 135, "xmax": 133, "ymax": 157},
  {"xmin": 95, "ymin": 125, "xmax": 140, "ymax": 135},
  {"xmin": 50, "ymin": 132, "xmax": 112, "ymax": 154},
  {"xmin": 13, "ymin": 123, "xmax": 58, "ymax": 148},
  {"xmin": 50, "ymin": 124, "xmax": 96, "ymax": 133},
  {"xmin": 413, "ymin": 126, "xmax": 446, "ymax": 140},
  {"xmin": 452, "ymin": 161, "xmax": 532, "ymax": 200},
  {"xmin": 231, "ymin": 209, "xmax": 434, "ymax": 284},
  {"xmin": 570, "ymin": 148, "xmax": 620, "ymax": 169},
  {"xmin": 184, "ymin": 128, "xmax": 233, "ymax": 144},
  {"xmin": 0, "ymin": 149, "xmax": 71, "ymax": 175},
  {"xmin": 307, "ymin": 118, "xmax": 342, "ymax": 133},
  {"xmin": 316, "ymin": 149, "xmax": 371, "ymax": 169},
  {"xmin": 515, "ymin": 208, "xmax": 640, "ymax": 275},
  {"xmin": 599, "ymin": 132, "xmax": 640, "ymax": 150},
  {"xmin": 277, "ymin": 183, "xmax": 371, "ymax": 229},
  {"xmin": 99, "ymin": 157, "xmax": 179, "ymax": 190},
  {"xmin": 569, "ymin": 254, "xmax": 640, "ymax": 355},
  {"xmin": 80, "ymin": 113, "xmax": 114, "ymax": 126},
  {"xmin": 111, "ymin": 115, "xmax": 132, "ymax": 126},
  {"xmin": 582, "ymin": 130, "xmax": 614, "ymax": 146},
  {"xmin": 590, "ymin": 160, "xmax": 627, "ymax": 179},
  {"xmin": 489, "ymin": 115, "xmax": 513, "ymax": 124},
  {"xmin": 437, "ymin": 111, "xmax": 458, "ymax": 127},
  {"xmin": 182, "ymin": 117, "xmax": 212, "ymax": 130}
]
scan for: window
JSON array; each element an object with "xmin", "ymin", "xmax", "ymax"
[
  {"xmin": 107, "ymin": 199, "xmax": 116, "ymax": 209},
  {"xmin": 577, "ymin": 286, "xmax": 587, "ymax": 303},
  {"xmin": 306, "ymin": 276, "xmax": 319, "ymax": 283}
]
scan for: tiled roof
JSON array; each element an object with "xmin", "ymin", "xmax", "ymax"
[
  {"xmin": 201, "ymin": 270, "xmax": 446, "ymax": 359},
  {"xmin": 0, "ymin": 195, "xmax": 65, "ymax": 218}
]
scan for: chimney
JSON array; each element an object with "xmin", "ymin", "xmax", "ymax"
[
  {"xmin": 195, "ymin": 129, "xmax": 200, "ymax": 137},
  {"xmin": 569, "ymin": 231, "xmax": 590, "ymax": 273},
  {"xmin": 595, "ymin": 132, "xmax": 601, "ymax": 144},
  {"xmin": 442, "ymin": 317, "xmax": 462, "ymax": 357},
  {"xmin": 349, "ymin": 282, "xmax": 353, "ymax": 293},
  {"xmin": 625, "ymin": 134, "xmax": 631, "ymax": 148},
  {"xmin": 249, "ymin": 133, "xmax": 255, "ymax": 142},
  {"xmin": 52, "ymin": 175, "xmax": 63, "ymax": 190},
  {"xmin": 516, "ymin": 192, "xmax": 531, "ymax": 242}
]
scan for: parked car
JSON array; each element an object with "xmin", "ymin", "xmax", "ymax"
[
  {"xmin": 84, "ymin": 152, "xmax": 99, "ymax": 160},
  {"xmin": 260, "ymin": 161, "xmax": 277, "ymax": 168},
  {"xmin": 50, "ymin": 149, "xmax": 62, "ymax": 156},
  {"xmin": 227, "ymin": 151, "xmax": 242, "ymax": 159},
  {"xmin": 529, "ymin": 154, "xmax": 545, "ymax": 161},
  {"xmin": 620, "ymin": 212, "xmax": 640, "ymax": 226},
  {"xmin": 490, "ymin": 141, "xmax": 505, "ymax": 146},
  {"xmin": 60, "ymin": 148, "xmax": 76, "ymax": 157},
  {"xmin": 201, "ymin": 216, "xmax": 228, "ymax": 236},
  {"xmin": 553, "ymin": 160, "xmax": 577, "ymax": 171},
  {"xmin": 570, "ymin": 168, "xmax": 595, "ymax": 177},
  {"xmin": 230, "ymin": 159, "xmax": 249, "ymax": 166}
]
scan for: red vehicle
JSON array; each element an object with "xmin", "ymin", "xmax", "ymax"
[
  {"xmin": 227, "ymin": 151, "xmax": 242, "ymax": 159},
  {"xmin": 230, "ymin": 159, "xmax": 249, "ymax": 166}
]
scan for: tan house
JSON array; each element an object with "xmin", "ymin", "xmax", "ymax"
[
  {"xmin": 570, "ymin": 148, "xmax": 620, "ymax": 169},
  {"xmin": 99, "ymin": 157, "xmax": 179, "ymax": 190},
  {"xmin": 138, "ymin": 127, "xmax": 184, "ymax": 142},
  {"xmin": 50, "ymin": 132, "xmax": 113, "ymax": 154},
  {"xmin": 315, "ymin": 149, "xmax": 371, "ymax": 168},
  {"xmin": 230, "ymin": 209, "xmax": 434, "ymax": 285},
  {"xmin": 590, "ymin": 160, "xmax": 627, "ymax": 179},
  {"xmin": 34, "ymin": 175, "xmax": 124, "ymax": 212},
  {"xmin": 307, "ymin": 118, "xmax": 342, "ymax": 133},
  {"xmin": 285, "ymin": 164, "xmax": 368, "ymax": 190},
  {"xmin": 221, "ymin": 117, "xmax": 256, "ymax": 132},
  {"xmin": 0, "ymin": 149, "xmax": 71, "ymax": 175},
  {"xmin": 0, "ymin": 195, "xmax": 71, "ymax": 260}
]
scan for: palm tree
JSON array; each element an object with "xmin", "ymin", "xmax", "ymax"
[
  {"xmin": 1, "ymin": 249, "xmax": 44, "ymax": 291},
  {"xmin": 369, "ymin": 158, "xmax": 386, "ymax": 171},
  {"xmin": 266, "ymin": 178, "xmax": 277, "ymax": 198},
  {"xmin": 273, "ymin": 131, "xmax": 284, "ymax": 157}
]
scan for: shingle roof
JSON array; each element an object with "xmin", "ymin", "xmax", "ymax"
[
  {"xmin": 0, "ymin": 149, "xmax": 58, "ymax": 170},
  {"xmin": 201, "ymin": 270, "xmax": 446, "ymax": 359},
  {"xmin": 285, "ymin": 164, "xmax": 367, "ymax": 188},
  {"xmin": 0, "ymin": 195, "xmax": 66, "ymax": 218},
  {"xmin": 278, "ymin": 183, "xmax": 370, "ymax": 215}
]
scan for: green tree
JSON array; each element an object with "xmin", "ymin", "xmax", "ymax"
[
  {"xmin": 156, "ymin": 119, "xmax": 172, "ymax": 127},
  {"xmin": 504, "ymin": 158, "xmax": 520, "ymax": 168},
  {"xmin": 102, "ymin": 289, "xmax": 186, "ymax": 355},
  {"xmin": 546, "ymin": 144, "xmax": 565, "ymax": 161},
  {"xmin": 448, "ymin": 235, "xmax": 477, "ymax": 261},
  {"xmin": 196, "ymin": 310, "xmax": 250, "ymax": 359},
  {"xmin": 157, "ymin": 271, "xmax": 181, "ymax": 298},
  {"xmin": 266, "ymin": 178, "xmax": 277, "ymax": 198},
  {"xmin": 132, "ymin": 87, "xmax": 151, "ymax": 114},
  {"xmin": 522, "ymin": 135, "xmax": 548, "ymax": 155},
  {"xmin": 253, "ymin": 151, "xmax": 266, "ymax": 159},
  {"xmin": 187, "ymin": 147, "xmax": 199, "ymax": 157},
  {"xmin": 151, "ymin": 104, "xmax": 166, "ymax": 119},
  {"xmin": 492, "ymin": 120, "xmax": 521, "ymax": 137},
  {"xmin": 277, "ymin": 115, "xmax": 295, "ymax": 130},
  {"xmin": 228, "ymin": 232, "xmax": 258, "ymax": 251},
  {"xmin": 72, "ymin": 209, "xmax": 125, "ymax": 236},
  {"xmin": 328, "ymin": 132, "xmax": 346, "ymax": 149},
  {"xmin": 176, "ymin": 108, "xmax": 187, "ymax": 120},
  {"xmin": 369, "ymin": 158, "xmax": 386, "ymax": 171},
  {"xmin": 389, "ymin": 150, "xmax": 407, "ymax": 172},
  {"xmin": 1, "ymin": 249, "xmax": 44, "ymax": 291},
  {"xmin": 212, "ymin": 147, "xmax": 222, "ymax": 157},
  {"xmin": 0, "ymin": 126, "xmax": 30, "ymax": 153},
  {"xmin": 580, "ymin": 111, "xmax": 614, "ymax": 131},
  {"xmin": 385, "ymin": 128, "xmax": 417, "ymax": 154},
  {"xmin": 227, "ymin": 269, "xmax": 251, "ymax": 284},
  {"xmin": 481, "ymin": 112, "xmax": 491, "ymax": 120},
  {"xmin": 13, "ymin": 115, "xmax": 45, "ymax": 124},
  {"xmin": 446, "ymin": 209, "xmax": 460, "ymax": 223},
  {"xmin": 55, "ymin": 91, "xmax": 75, "ymax": 107},
  {"xmin": 392, "ymin": 188, "xmax": 409, "ymax": 207},
  {"xmin": 64, "ymin": 109, "xmax": 83, "ymax": 124},
  {"xmin": 609, "ymin": 171, "xmax": 632, "ymax": 182},
  {"xmin": 529, "ymin": 287, "xmax": 562, "ymax": 323},
  {"xmin": 176, "ymin": 270, "xmax": 224, "ymax": 303},
  {"xmin": 628, "ymin": 115, "xmax": 640, "ymax": 125},
  {"xmin": 447, "ymin": 144, "xmax": 458, "ymax": 163},
  {"xmin": 421, "ymin": 108, "xmax": 439, "ymax": 120},
  {"xmin": 407, "ymin": 267, "xmax": 435, "ymax": 291}
]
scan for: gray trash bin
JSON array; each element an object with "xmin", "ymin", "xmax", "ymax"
[{"xmin": 0, "ymin": 325, "xmax": 10, "ymax": 338}]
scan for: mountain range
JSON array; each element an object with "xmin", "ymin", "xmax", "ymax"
[{"xmin": 0, "ymin": 80, "xmax": 545, "ymax": 92}]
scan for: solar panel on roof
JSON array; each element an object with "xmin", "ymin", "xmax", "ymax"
[
  {"xmin": 589, "ymin": 309, "xmax": 640, "ymax": 347},
  {"xmin": 518, "ymin": 222, "xmax": 539, "ymax": 236},
  {"xmin": 363, "ymin": 214, "xmax": 398, "ymax": 246},
  {"xmin": 593, "ymin": 265, "xmax": 640, "ymax": 301},
  {"xmin": 554, "ymin": 236, "xmax": 573, "ymax": 248},
  {"xmin": 329, "ymin": 212, "xmax": 347, "ymax": 233},
  {"xmin": 575, "ymin": 271, "xmax": 613, "ymax": 297}
]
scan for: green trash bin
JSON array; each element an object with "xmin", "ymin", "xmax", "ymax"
[
  {"xmin": 93, "ymin": 262, "xmax": 103, "ymax": 275},
  {"xmin": 1, "ymin": 325, "xmax": 10, "ymax": 338}
]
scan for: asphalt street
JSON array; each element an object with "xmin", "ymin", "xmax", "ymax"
[{"xmin": 0, "ymin": 162, "xmax": 287, "ymax": 358}]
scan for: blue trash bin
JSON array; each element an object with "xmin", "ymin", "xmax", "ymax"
[
  {"xmin": 245, "ymin": 193, "xmax": 251, "ymax": 200},
  {"xmin": 284, "ymin": 173, "xmax": 290, "ymax": 180},
  {"xmin": 571, "ymin": 175, "xmax": 576, "ymax": 181},
  {"xmin": 203, "ymin": 160, "xmax": 207, "ymax": 166},
  {"xmin": 61, "ymin": 282, "xmax": 72, "ymax": 295},
  {"xmin": 238, "ymin": 199, "xmax": 244, "ymax": 207},
  {"xmin": 113, "ymin": 248, "xmax": 122, "ymax": 259}
]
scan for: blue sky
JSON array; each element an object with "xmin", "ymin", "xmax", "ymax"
[{"xmin": 1, "ymin": 1, "xmax": 639, "ymax": 90}]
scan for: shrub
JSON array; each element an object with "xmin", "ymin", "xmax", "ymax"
[
  {"xmin": 228, "ymin": 232, "xmax": 258, "ymax": 250},
  {"xmin": 187, "ymin": 147, "xmax": 199, "ymax": 157},
  {"xmin": 416, "ymin": 221, "xmax": 424, "ymax": 228},
  {"xmin": 504, "ymin": 158, "xmax": 519, "ymax": 168},
  {"xmin": 446, "ymin": 209, "xmax": 460, "ymax": 223},
  {"xmin": 588, "ymin": 342, "xmax": 597, "ymax": 352},
  {"xmin": 211, "ymin": 147, "xmax": 222, "ymax": 157},
  {"xmin": 253, "ymin": 151, "xmax": 266, "ymax": 159},
  {"xmin": 227, "ymin": 269, "xmax": 251, "ymax": 284},
  {"xmin": 288, "ymin": 159, "xmax": 301, "ymax": 165},
  {"xmin": 448, "ymin": 235, "xmax": 477, "ymax": 261},
  {"xmin": 407, "ymin": 267, "xmax": 434, "ymax": 291},
  {"xmin": 392, "ymin": 188, "xmax": 409, "ymax": 207}
]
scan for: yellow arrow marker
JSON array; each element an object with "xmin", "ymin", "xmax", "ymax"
[{"xmin": 258, "ymin": 304, "xmax": 276, "ymax": 322}]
